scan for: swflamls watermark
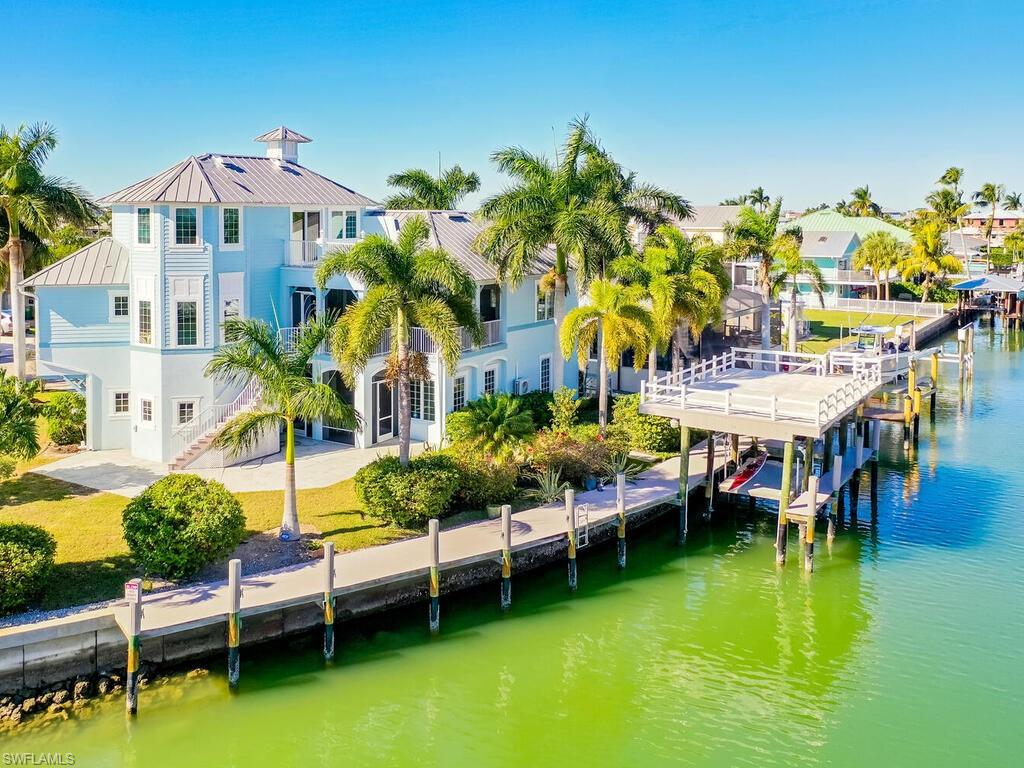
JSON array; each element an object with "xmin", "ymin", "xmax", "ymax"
[{"xmin": 3, "ymin": 755, "xmax": 76, "ymax": 766}]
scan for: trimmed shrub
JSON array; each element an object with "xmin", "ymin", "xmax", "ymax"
[
  {"xmin": 0, "ymin": 523, "xmax": 57, "ymax": 615},
  {"xmin": 355, "ymin": 453, "xmax": 461, "ymax": 528},
  {"xmin": 525, "ymin": 424, "xmax": 624, "ymax": 486},
  {"xmin": 122, "ymin": 474, "xmax": 246, "ymax": 580},
  {"xmin": 45, "ymin": 391, "xmax": 86, "ymax": 446},
  {"xmin": 515, "ymin": 390, "xmax": 556, "ymax": 429},
  {"xmin": 611, "ymin": 393, "xmax": 678, "ymax": 453},
  {"xmin": 549, "ymin": 386, "xmax": 582, "ymax": 431},
  {"xmin": 445, "ymin": 451, "xmax": 519, "ymax": 510}
]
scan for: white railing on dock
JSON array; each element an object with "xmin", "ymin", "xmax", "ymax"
[
  {"xmin": 640, "ymin": 347, "xmax": 881, "ymax": 427},
  {"xmin": 171, "ymin": 378, "xmax": 263, "ymax": 462},
  {"xmin": 833, "ymin": 297, "xmax": 946, "ymax": 318}
]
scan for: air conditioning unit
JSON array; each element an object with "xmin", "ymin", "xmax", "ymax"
[{"xmin": 515, "ymin": 378, "xmax": 530, "ymax": 396}]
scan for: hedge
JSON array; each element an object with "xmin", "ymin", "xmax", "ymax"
[
  {"xmin": 611, "ymin": 394, "xmax": 678, "ymax": 453},
  {"xmin": 355, "ymin": 453, "xmax": 461, "ymax": 527},
  {"xmin": 0, "ymin": 523, "xmax": 57, "ymax": 615},
  {"xmin": 45, "ymin": 391, "xmax": 86, "ymax": 446}
]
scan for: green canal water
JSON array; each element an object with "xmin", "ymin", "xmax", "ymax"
[{"xmin": 4, "ymin": 320, "xmax": 1022, "ymax": 766}]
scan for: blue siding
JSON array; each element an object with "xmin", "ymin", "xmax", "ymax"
[{"xmin": 36, "ymin": 286, "xmax": 130, "ymax": 347}]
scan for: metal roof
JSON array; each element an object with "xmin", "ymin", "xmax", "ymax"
[
  {"xmin": 788, "ymin": 210, "xmax": 912, "ymax": 244},
  {"xmin": 800, "ymin": 230, "xmax": 859, "ymax": 258},
  {"xmin": 253, "ymin": 126, "xmax": 313, "ymax": 143},
  {"xmin": 952, "ymin": 274, "xmax": 1024, "ymax": 293},
  {"xmin": 672, "ymin": 205, "xmax": 743, "ymax": 231},
  {"xmin": 375, "ymin": 211, "xmax": 556, "ymax": 282},
  {"xmin": 21, "ymin": 237, "xmax": 129, "ymax": 288},
  {"xmin": 99, "ymin": 154, "xmax": 377, "ymax": 207}
]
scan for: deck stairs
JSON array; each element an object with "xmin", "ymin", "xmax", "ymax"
[{"xmin": 168, "ymin": 379, "xmax": 263, "ymax": 471}]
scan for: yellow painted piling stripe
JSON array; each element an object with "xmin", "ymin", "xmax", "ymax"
[
  {"xmin": 227, "ymin": 613, "xmax": 240, "ymax": 647},
  {"xmin": 324, "ymin": 593, "xmax": 334, "ymax": 624},
  {"xmin": 429, "ymin": 566, "xmax": 439, "ymax": 598},
  {"xmin": 127, "ymin": 636, "xmax": 140, "ymax": 673},
  {"xmin": 501, "ymin": 549, "xmax": 511, "ymax": 579},
  {"xmin": 567, "ymin": 529, "xmax": 576, "ymax": 559}
]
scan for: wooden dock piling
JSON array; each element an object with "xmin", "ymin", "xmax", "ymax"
[
  {"xmin": 903, "ymin": 394, "xmax": 913, "ymax": 449},
  {"xmin": 616, "ymin": 473, "xmax": 627, "ymax": 569},
  {"xmin": 827, "ymin": 454, "xmax": 842, "ymax": 546},
  {"xmin": 931, "ymin": 351, "xmax": 939, "ymax": 415},
  {"xmin": 500, "ymin": 504, "xmax": 512, "ymax": 611},
  {"xmin": 704, "ymin": 432, "xmax": 716, "ymax": 517},
  {"xmin": 678, "ymin": 426, "xmax": 691, "ymax": 543},
  {"xmin": 227, "ymin": 559, "xmax": 241, "ymax": 689},
  {"xmin": 323, "ymin": 542, "xmax": 335, "ymax": 661},
  {"xmin": 565, "ymin": 489, "xmax": 577, "ymax": 591},
  {"xmin": 428, "ymin": 519, "xmax": 440, "ymax": 634},
  {"xmin": 805, "ymin": 475, "xmax": 819, "ymax": 573},
  {"xmin": 124, "ymin": 578, "xmax": 142, "ymax": 717},
  {"xmin": 775, "ymin": 441, "xmax": 794, "ymax": 565},
  {"xmin": 913, "ymin": 388, "xmax": 922, "ymax": 443}
]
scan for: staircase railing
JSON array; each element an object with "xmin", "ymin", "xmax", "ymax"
[{"xmin": 170, "ymin": 378, "xmax": 263, "ymax": 463}]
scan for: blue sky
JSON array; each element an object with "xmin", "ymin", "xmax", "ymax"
[{"xmin": 6, "ymin": 0, "xmax": 1023, "ymax": 211}]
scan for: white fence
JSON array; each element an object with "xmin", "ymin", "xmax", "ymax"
[
  {"xmin": 640, "ymin": 347, "xmax": 882, "ymax": 428},
  {"xmin": 785, "ymin": 294, "xmax": 947, "ymax": 317}
]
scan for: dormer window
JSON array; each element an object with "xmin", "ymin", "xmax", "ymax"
[
  {"xmin": 174, "ymin": 207, "xmax": 198, "ymax": 246},
  {"xmin": 137, "ymin": 207, "xmax": 151, "ymax": 245}
]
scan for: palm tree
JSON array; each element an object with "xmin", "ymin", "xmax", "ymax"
[
  {"xmin": 721, "ymin": 194, "xmax": 749, "ymax": 206},
  {"xmin": 938, "ymin": 167, "xmax": 969, "ymax": 268},
  {"xmin": 475, "ymin": 118, "xmax": 623, "ymax": 391},
  {"xmin": 316, "ymin": 215, "xmax": 482, "ymax": 466},
  {"xmin": 383, "ymin": 165, "xmax": 481, "ymax": 210},
  {"xmin": 766, "ymin": 234, "xmax": 827, "ymax": 353},
  {"xmin": 611, "ymin": 226, "xmax": 730, "ymax": 379},
  {"xmin": 1004, "ymin": 192, "xmax": 1022, "ymax": 211},
  {"xmin": 560, "ymin": 279, "xmax": 653, "ymax": 431},
  {"xmin": 450, "ymin": 393, "xmax": 534, "ymax": 461},
  {"xmin": 0, "ymin": 369, "xmax": 41, "ymax": 462},
  {"xmin": 1, "ymin": 123, "xmax": 98, "ymax": 379},
  {"xmin": 972, "ymin": 182, "xmax": 1005, "ymax": 267},
  {"xmin": 1003, "ymin": 230, "xmax": 1024, "ymax": 263},
  {"xmin": 849, "ymin": 185, "xmax": 882, "ymax": 217},
  {"xmin": 724, "ymin": 199, "xmax": 794, "ymax": 350},
  {"xmin": 748, "ymin": 187, "xmax": 769, "ymax": 212},
  {"xmin": 206, "ymin": 316, "xmax": 357, "ymax": 541},
  {"xmin": 899, "ymin": 219, "xmax": 963, "ymax": 303},
  {"xmin": 853, "ymin": 231, "xmax": 908, "ymax": 300}
]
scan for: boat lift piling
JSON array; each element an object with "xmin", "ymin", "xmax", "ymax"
[
  {"xmin": 500, "ymin": 504, "xmax": 512, "ymax": 611},
  {"xmin": 227, "ymin": 559, "xmax": 241, "ymax": 689},
  {"xmin": 565, "ymin": 489, "xmax": 578, "ymax": 591},
  {"xmin": 322, "ymin": 542, "xmax": 335, "ymax": 661},
  {"xmin": 616, "ymin": 473, "xmax": 627, "ymax": 569},
  {"xmin": 428, "ymin": 519, "xmax": 440, "ymax": 634}
]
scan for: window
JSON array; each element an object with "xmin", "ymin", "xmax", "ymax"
[
  {"xmin": 174, "ymin": 208, "xmax": 198, "ymax": 245},
  {"xmin": 112, "ymin": 391, "xmax": 130, "ymax": 416},
  {"xmin": 137, "ymin": 207, "xmax": 151, "ymax": 245},
  {"xmin": 409, "ymin": 379, "xmax": 436, "ymax": 421},
  {"xmin": 483, "ymin": 367, "xmax": 496, "ymax": 396},
  {"xmin": 453, "ymin": 375, "xmax": 466, "ymax": 411},
  {"xmin": 219, "ymin": 272, "xmax": 244, "ymax": 343},
  {"xmin": 109, "ymin": 292, "xmax": 129, "ymax": 322},
  {"xmin": 330, "ymin": 210, "xmax": 359, "ymax": 240},
  {"xmin": 176, "ymin": 400, "xmax": 196, "ymax": 426},
  {"xmin": 536, "ymin": 281, "xmax": 555, "ymax": 321},
  {"xmin": 540, "ymin": 355, "xmax": 551, "ymax": 392},
  {"xmin": 222, "ymin": 208, "xmax": 241, "ymax": 247},
  {"xmin": 138, "ymin": 300, "xmax": 152, "ymax": 344},
  {"xmin": 141, "ymin": 399, "xmax": 153, "ymax": 423},
  {"xmin": 176, "ymin": 301, "xmax": 198, "ymax": 346}
]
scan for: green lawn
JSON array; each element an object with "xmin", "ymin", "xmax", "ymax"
[{"xmin": 798, "ymin": 310, "xmax": 924, "ymax": 354}]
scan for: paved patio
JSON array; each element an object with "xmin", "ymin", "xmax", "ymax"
[{"xmin": 31, "ymin": 437, "xmax": 426, "ymax": 497}]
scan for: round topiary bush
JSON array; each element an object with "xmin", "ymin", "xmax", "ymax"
[
  {"xmin": 0, "ymin": 523, "xmax": 57, "ymax": 615},
  {"xmin": 122, "ymin": 474, "xmax": 246, "ymax": 580},
  {"xmin": 355, "ymin": 453, "xmax": 461, "ymax": 528},
  {"xmin": 45, "ymin": 391, "xmax": 86, "ymax": 446}
]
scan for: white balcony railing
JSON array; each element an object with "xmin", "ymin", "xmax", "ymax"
[{"xmin": 288, "ymin": 240, "xmax": 323, "ymax": 266}]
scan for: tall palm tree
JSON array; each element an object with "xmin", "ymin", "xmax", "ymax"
[
  {"xmin": 475, "ymin": 118, "xmax": 622, "ymax": 390},
  {"xmin": 560, "ymin": 279, "xmax": 653, "ymax": 431},
  {"xmin": 938, "ymin": 167, "xmax": 969, "ymax": 268},
  {"xmin": 0, "ymin": 369, "xmax": 41, "ymax": 462},
  {"xmin": 853, "ymin": 231, "xmax": 909, "ymax": 300},
  {"xmin": 1004, "ymin": 230, "xmax": 1024, "ymax": 263},
  {"xmin": 0, "ymin": 123, "xmax": 98, "ymax": 379},
  {"xmin": 611, "ymin": 226, "xmax": 730, "ymax": 379},
  {"xmin": 900, "ymin": 219, "xmax": 963, "ymax": 303},
  {"xmin": 766, "ymin": 234, "xmax": 827, "ymax": 353},
  {"xmin": 972, "ymin": 182, "xmax": 1005, "ymax": 267},
  {"xmin": 1004, "ymin": 192, "xmax": 1022, "ymax": 211},
  {"xmin": 724, "ymin": 199, "xmax": 794, "ymax": 350},
  {"xmin": 721, "ymin": 194, "xmax": 749, "ymax": 206},
  {"xmin": 317, "ymin": 215, "xmax": 482, "ymax": 466},
  {"xmin": 748, "ymin": 187, "xmax": 769, "ymax": 212},
  {"xmin": 848, "ymin": 185, "xmax": 882, "ymax": 217},
  {"xmin": 383, "ymin": 165, "xmax": 481, "ymax": 210},
  {"xmin": 207, "ymin": 316, "xmax": 357, "ymax": 541}
]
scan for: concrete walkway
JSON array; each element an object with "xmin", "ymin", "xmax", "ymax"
[
  {"xmin": 31, "ymin": 438, "xmax": 426, "ymax": 497},
  {"xmin": 109, "ymin": 440, "xmax": 733, "ymax": 637}
]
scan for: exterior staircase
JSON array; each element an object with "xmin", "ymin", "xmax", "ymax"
[{"xmin": 168, "ymin": 379, "xmax": 263, "ymax": 471}]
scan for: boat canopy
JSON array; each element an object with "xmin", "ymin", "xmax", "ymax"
[{"xmin": 952, "ymin": 274, "xmax": 1024, "ymax": 293}]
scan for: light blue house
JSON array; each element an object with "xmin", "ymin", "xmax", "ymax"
[{"xmin": 24, "ymin": 127, "xmax": 577, "ymax": 469}]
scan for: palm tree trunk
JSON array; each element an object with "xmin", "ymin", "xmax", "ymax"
[
  {"xmin": 597, "ymin": 325, "xmax": 609, "ymax": 432},
  {"xmin": 875, "ymin": 276, "xmax": 881, "ymax": 301},
  {"xmin": 787, "ymin": 285, "xmax": 798, "ymax": 353},
  {"xmin": 672, "ymin": 324, "xmax": 684, "ymax": 374},
  {"xmin": 7, "ymin": 235, "xmax": 27, "ymax": 381},
  {"xmin": 281, "ymin": 419, "xmax": 300, "ymax": 541},
  {"xmin": 397, "ymin": 344, "xmax": 412, "ymax": 468},
  {"xmin": 921, "ymin": 277, "xmax": 932, "ymax": 304},
  {"xmin": 552, "ymin": 271, "xmax": 568, "ymax": 391},
  {"xmin": 759, "ymin": 281, "xmax": 772, "ymax": 351},
  {"xmin": 647, "ymin": 348, "xmax": 657, "ymax": 384}
]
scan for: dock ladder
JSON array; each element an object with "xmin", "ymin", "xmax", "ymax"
[{"xmin": 575, "ymin": 503, "xmax": 591, "ymax": 548}]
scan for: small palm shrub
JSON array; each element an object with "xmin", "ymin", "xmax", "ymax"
[
  {"xmin": 45, "ymin": 391, "xmax": 87, "ymax": 446},
  {"xmin": 611, "ymin": 394, "xmax": 677, "ymax": 453},
  {"xmin": 446, "ymin": 393, "xmax": 534, "ymax": 460},
  {"xmin": 0, "ymin": 523, "xmax": 57, "ymax": 615},
  {"xmin": 355, "ymin": 454, "xmax": 461, "ymax": 527},
  {"xmin": 122, "ymin": 474, "xmax": 246, "ymax": 580}
]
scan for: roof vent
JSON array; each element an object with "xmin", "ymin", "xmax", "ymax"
[{"xmin": 254, "ymin": 126, "xmax": 312, "ymax": 164}]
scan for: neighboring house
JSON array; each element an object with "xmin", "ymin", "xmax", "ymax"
[
  {"xmin": 22, "ymin": 127, "xmax": 577, "ymax": 469},
  {"xmin": 961, "ymin": 209, "xmax": 1023, "ymax": 245},
  {"xmin": 785, "ymin": 209, "xmax": 912, "ymax": 244},
  {"xmin": 669, "ymin": 204, "xmax": 741, "ymax": 245},
  {"xmin": 796, "ymin": 230, "xmax": 867, "ymax": 304}
]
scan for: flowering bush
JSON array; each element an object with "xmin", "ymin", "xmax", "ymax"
[
  {"xmin": 611, "ymin": 394, "xmax": 678, "ymax": 453},
  {"xmin": 525, "ymin": 424, "xmax": 628, "ymax": 486}
]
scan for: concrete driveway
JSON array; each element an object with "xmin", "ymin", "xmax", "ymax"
[{"xmin": 31, "ymin": 438, "xmax": 425, "ymax": 497}]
